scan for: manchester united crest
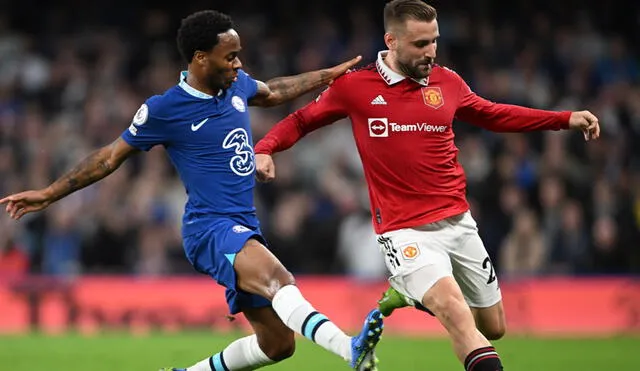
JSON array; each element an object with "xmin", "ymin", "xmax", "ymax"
[
  {"xmin": 421, "ymin": 87, "xmax": 444, "ymax": 109},
  {"xmin": 401, "ymin": 244, "xmax": 420, "ymax": 260}
]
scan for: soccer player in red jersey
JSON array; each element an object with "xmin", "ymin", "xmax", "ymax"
[{"xmin": 254, "ymin": 1, "xmax": 600, "ymax": 370}]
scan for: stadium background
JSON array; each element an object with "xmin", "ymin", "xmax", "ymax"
[{"xmin": 0, "ymin": 0, "xmax": 638, "ymax": 369}]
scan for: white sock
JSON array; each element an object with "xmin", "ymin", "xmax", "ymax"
[
  {"xmin": 271, "ymin": 284, "xmax": 352, "ymax": 361},
  {"xmin": 186, "ymin": 335, "xmax": 274, "ymax": 371}
]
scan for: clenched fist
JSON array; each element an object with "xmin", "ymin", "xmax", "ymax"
[
  {"xmin": 255, "ymin": 154, "xmax": 275, "ymax": 183},
  {"xmin": 569, "ymin": 110, "xmax": 600, "ymax": 141}
]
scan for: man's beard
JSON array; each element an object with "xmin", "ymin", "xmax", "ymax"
[
  {"xmin": 208, "ymin": 75, "xmax": 227, "ymax": 91},
  {"xmin": 397, "ymin": 58, "xmax": 433, "ymax": 80}
]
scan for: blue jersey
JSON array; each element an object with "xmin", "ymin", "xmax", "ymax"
[{"xmin": 121, "ymin": 70, "xmax": 260, "ymax": 236}]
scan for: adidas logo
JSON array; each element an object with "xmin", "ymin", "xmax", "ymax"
[{"xmin": 370, "ymin": 95, "xmax": 387, "ymax": 105}]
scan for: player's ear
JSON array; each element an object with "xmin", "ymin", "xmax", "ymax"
[
  {"xmin": 193, "ymin": 50, "xmax": 207, "ymax": 66},
  {"xmin": 384, "ymin": 32, "xmax": 396, "ymax": 50}
]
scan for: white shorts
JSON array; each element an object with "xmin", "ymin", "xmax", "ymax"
[{"xmin": 377, "ymin": 211, "xmax": 502, "ymax": 308}]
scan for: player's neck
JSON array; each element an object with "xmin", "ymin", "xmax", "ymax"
[
  {"xmin": 185, "ymin": 71, "xmax": 220, "ymax": 97},
  {"xmin": 382, "ymin": 52, "xmax": 408, "ymax": 79}
]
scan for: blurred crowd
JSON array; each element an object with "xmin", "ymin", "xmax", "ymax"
[{"xmin": 0, "ymin": 0, "xmax": 639, "ymax": 279}]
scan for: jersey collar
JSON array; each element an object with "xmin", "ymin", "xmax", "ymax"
[
  {"xmin": 376, "ymin": 51, "xmax": 429, "ymax": 86},
  {"xmin": 178, "ymin": 71, "xmax": 224, "ymax": 99}
]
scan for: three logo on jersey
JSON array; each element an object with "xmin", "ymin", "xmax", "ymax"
[{"xmin": 222, "ymin": 128, "xmax": 255, "ymax": 177}]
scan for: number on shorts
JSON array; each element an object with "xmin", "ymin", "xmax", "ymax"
[
  {"xmin": 482, "ymin": 257, "xmax": 496, "ymax": 284},
  {"xmin": 378, "ymin": 236, "xmax": 401, "ymax": 269}
]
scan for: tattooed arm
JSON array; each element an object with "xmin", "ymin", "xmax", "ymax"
[
  {"xmin": 249, "ymin": 55, "xmax": 361, "ymax": 107},
  {"xmin": 1, "ymin": 137, "xmax": 138, "ymax": 220},
  {"xmin": 46, "ymin": 137, "xmax": 137, "ymax": 201}
]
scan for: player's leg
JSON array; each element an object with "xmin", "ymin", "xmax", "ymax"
[
  {"xmin": 168, "ymin": 220, "xmax": 382, "ymax": 371},
  {"xmin": 162, "ymin": 226, "xmax": 285, "ymax": 371},
  {"xmin": 234, "ymin": 237, "xmax": 383, "ymax": 370},
  {"xmin": 397, "ymin": 269, "xmax": 504, "ymax": 370},
  {"xmin": 471, "ymin": 302, "xmax": 506, "ymax": 340},
  {"xmin": 445, "ymin": 212, "xmax": 505, "ymax": 369},
  {"xmin": 378, "ymin": 222, "xmax": 503, "ymax": 370},
  {"xmin": 448, "ymin": 212, "xmax": 506, "ymax": 340},
  {"xmin": 378, "ymin": 286, "xmax": 506, "ymax": 340},
  {"xmin": 378, "ymin": 285, "xmax": 505, "ymax": 340},
  {"xmin": 419, "ymin": 276, "xmax": 502, "ymax": 369},
  {"xmin": 379, "ymin": 258, "xmax": 505, "ymax": 340},
  {"xmin": 242, "ymin": 306, "xmax": 295, "ymax": 362},
  {"xmin": 167, "ymin": 306, "xmax": 292, "ymax": 371}
]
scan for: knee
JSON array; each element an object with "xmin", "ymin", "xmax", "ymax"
[
  {"xmin": 475, "ymin": 303, "xmax": 507, "ymax": 340},
  {"xmin": 423, "ymin": 289, "xmax": 475, "ymax": 336},
  {"xmin": 260, "ymin": 331, "xmax": 296, "ymax": 361},
  {"xmin": 273, "ymin": 266, "xmax": 296, "ymax": 288},
  {"xmin": 429, "ymin": 294, "xmax": 470, "ymax": 324},
  {"xmin": 236, "ymin": 239, "xmax": 296, "ymax": 300},
  {"xmin": 249, "ymin": 264, "xmax": 295, "ymax": 300},
  {"xmin": 480, "ymin": 322, "xmax": 506, "ymax": 340},
  {"xmin": 263, "ymin": 266, "xmax": 295, "ymax": 298}
]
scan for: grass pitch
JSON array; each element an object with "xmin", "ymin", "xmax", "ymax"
[{"xmin": 1, "ymin": 332, "xmax": 638, "ymax": 370}]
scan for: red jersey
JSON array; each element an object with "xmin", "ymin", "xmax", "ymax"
[{"xmin": 255, "ymin": 51, "xmax": 571, "ymax": 234}]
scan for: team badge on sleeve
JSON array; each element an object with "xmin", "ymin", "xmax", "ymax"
[
  {"xmin": 128, "ymin": 104, "xmax": 149, "ymax": 136},
  {"xmin": 231, "ymin": 96, "xmax": 246, "ymax": 112},
  {"xmin": 421, "ymin": 87, "xmax": 444, "ymax": 109},
  {"xmin": 132, "ymin": 104, "xmax": 149, "ymax": 125},
  {"xmin": 232, "ymin": 225, "xmax": 251, "ymax": 233}
]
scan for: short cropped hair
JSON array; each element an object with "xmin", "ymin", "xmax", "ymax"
[
  {"xmin": 176, "ymin": 10, "xmax": 234, "ymax": 64},
  {"xmin": 384, "ymin": 0, "xmax": 437, "ymax": 32}
]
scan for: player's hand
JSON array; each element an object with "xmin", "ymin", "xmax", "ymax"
[
  {"xmin": 0, "ymin": 189, "xmax": 53, "ymax": 220},
  {"xmin": 569, "ymin": 110, "xmax": 600, "ymax": 141},
  {"xmin": 255, "ymin": 154, "xmax": 275, "ymax": 183},
  {"xmin": 323, "ymin": 55, "xmax": 363, "ymax": 84}
]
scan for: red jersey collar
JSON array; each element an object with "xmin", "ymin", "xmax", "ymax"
[{"xmin": 376, "ymin": 51, "xmax": 429, "ymax": 86}]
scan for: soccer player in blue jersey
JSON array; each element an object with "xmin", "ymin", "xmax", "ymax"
[{"xmin": 0, "ymin": 10, "xmax": 383, "ymax": 371}]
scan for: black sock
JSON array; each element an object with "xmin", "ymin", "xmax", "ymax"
[{"xmin": 464, "ymin": 346, "xmax": 503, "ymax": 371}]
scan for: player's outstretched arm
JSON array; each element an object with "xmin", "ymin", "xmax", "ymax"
[
  {"xmin": 456, "ymin": 78, "xmax": 600, "ymax": 140},
  {"xmin": 248, "ymin": 55, "xmax": 361, "ymax": 107},
  {"xmin": 0, "ymin": 137, "xmax": 138, "ymax": 220},
  {"xmin": 254, "ymin": 74, "xmax": 350, "ymax": 162}
]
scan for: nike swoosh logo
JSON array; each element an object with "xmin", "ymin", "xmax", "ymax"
[{"xmin": 191, "ymin": 118, "xmax": 209, "ymax": 131}]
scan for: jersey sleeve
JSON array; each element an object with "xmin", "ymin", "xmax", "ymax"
[
  {"xmin": 121, "ymin": 96, "xmax": 166, "ymax": 151},
  {"xmin": 236, "ymin": 69, "xmax": 259, "ymax": 99},
  {"xmin": 254, "ymin": 77, "xmax": 349, "ymax": 155},
  {"xmin": 454, "ymin": 73, "xmax": 570, "ymax": 132}
]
